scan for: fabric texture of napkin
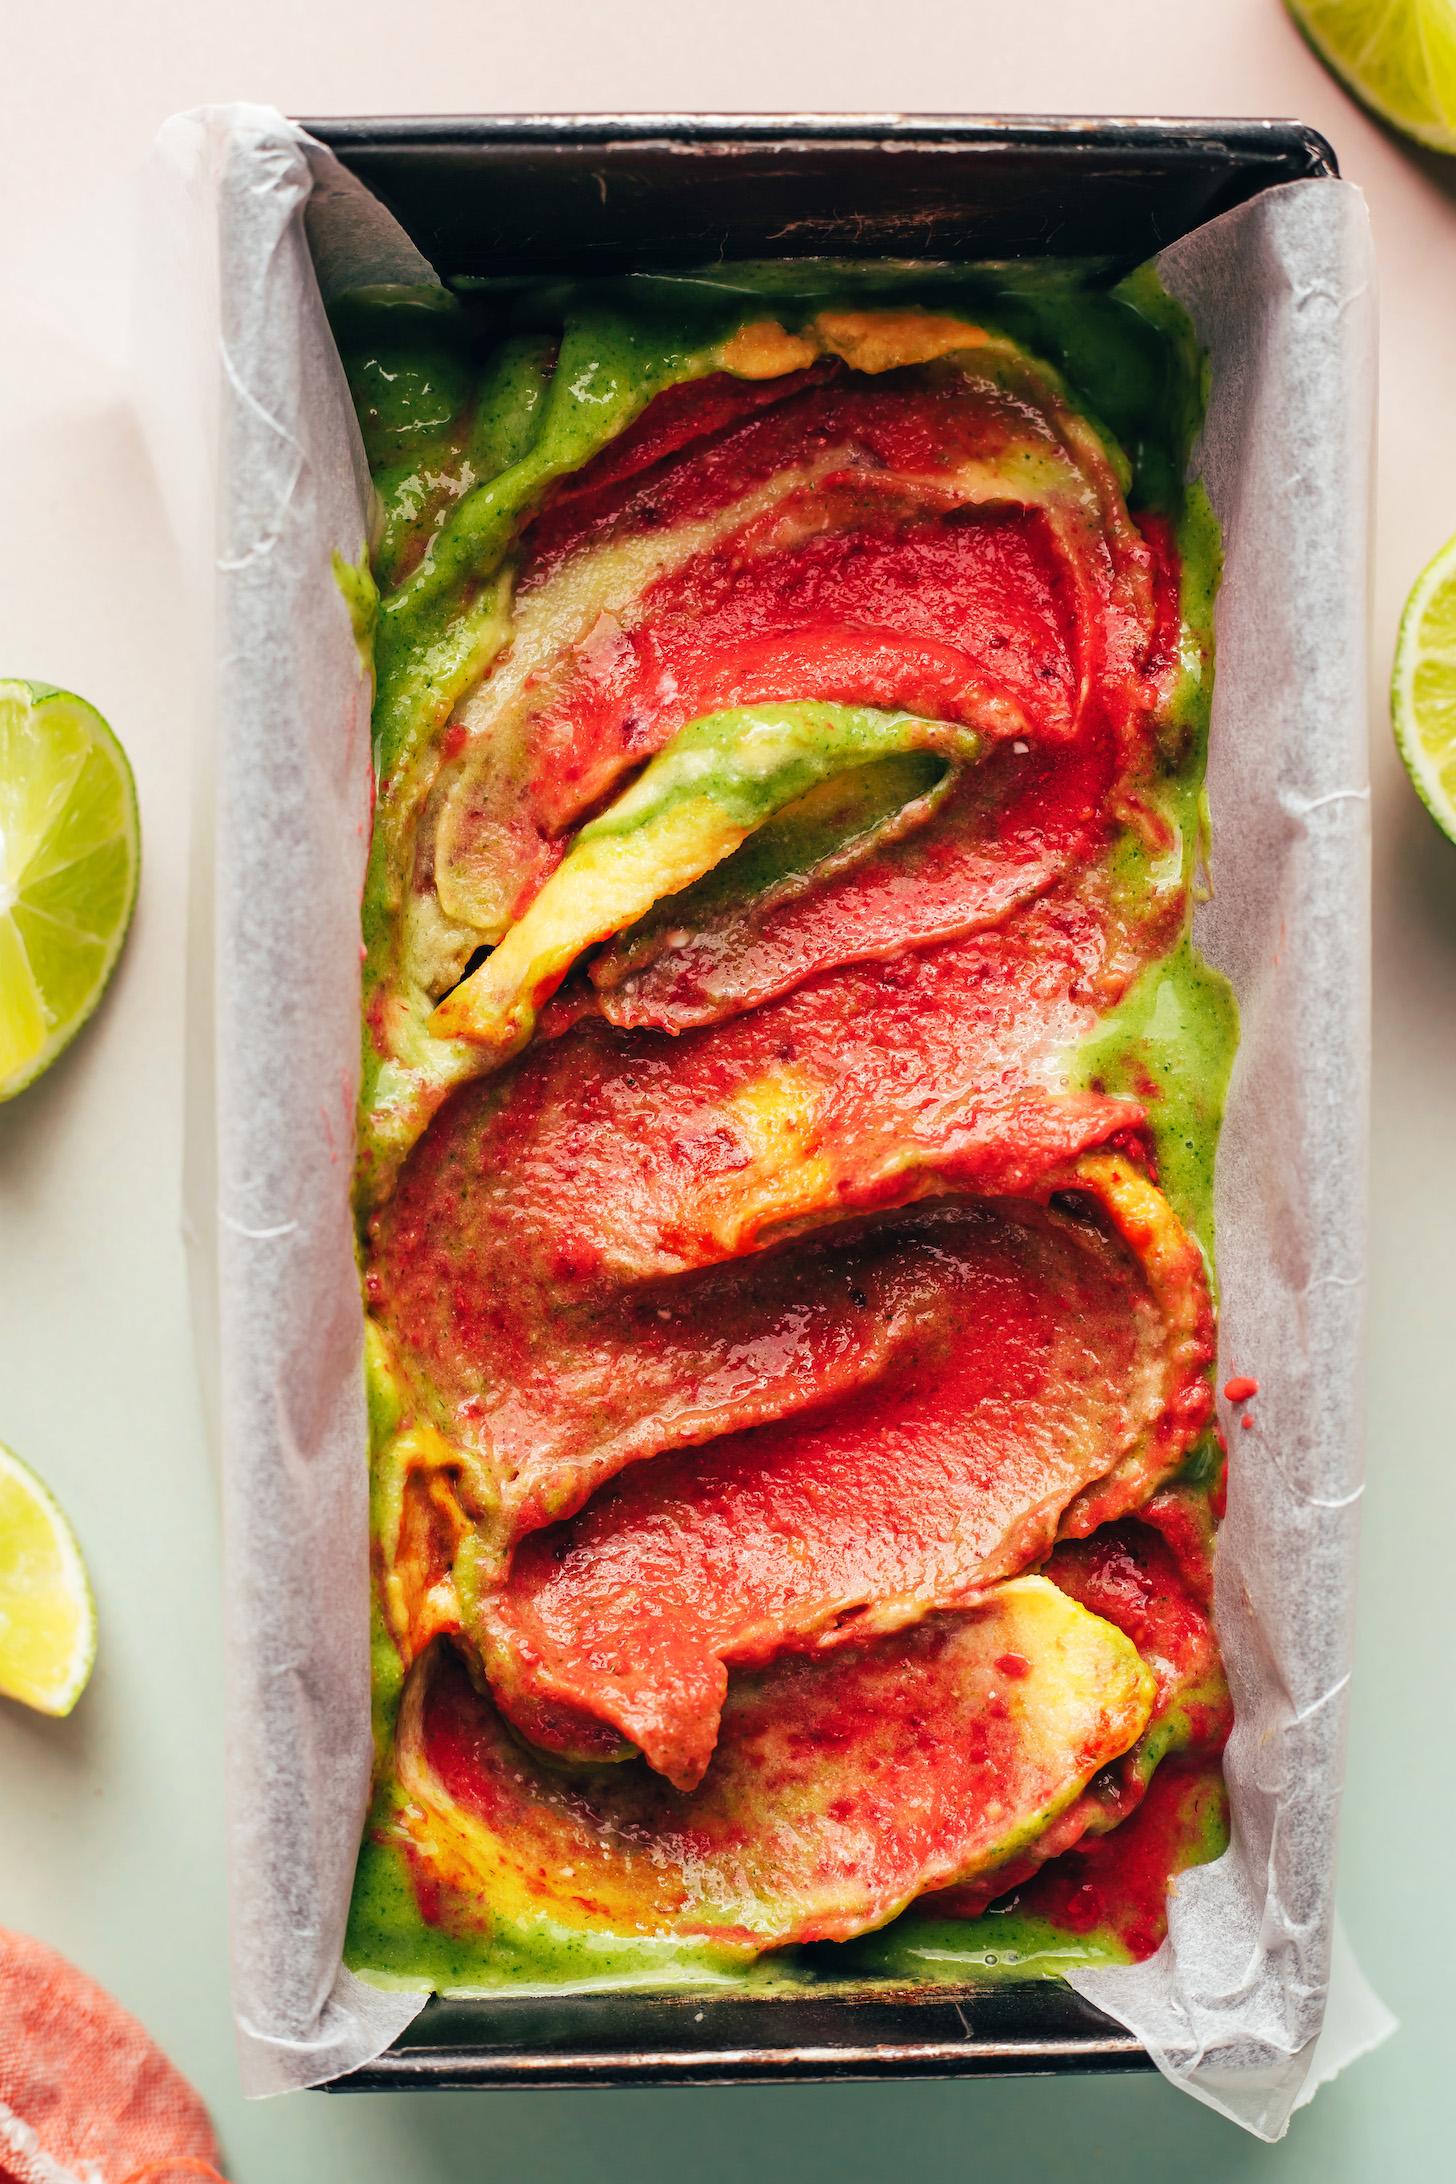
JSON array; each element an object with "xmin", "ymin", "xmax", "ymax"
[{"xmin": 0, "ymin": 1929, "xmax": 226, "ymax": 2184}]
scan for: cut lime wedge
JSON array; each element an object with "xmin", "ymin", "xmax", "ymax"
[
  {"xmin": 1393, "ymin": 529, "xmax": 1456, "ymax": 843},
  {"xmin": 0, "ymin": 1441, "xmax": 97, "ymax": 1716},
  {"xmin": 0, "ymin": 680, "xmax": 140, "ymax": 1099},
  {"xmin": 1287, "ymin": 0, "xmax": 1456, "ymax": 152}
]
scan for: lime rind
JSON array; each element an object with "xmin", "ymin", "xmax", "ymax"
[
  {"xmin": 0, "ymin": 680, "xmax": 140, "ymax": 1100},
  {"xmin": 1392, "ymin": 528, "xmax": 1456, "ymax": 844},
  {"xmin": 1288, "ymin": 0, "xmax": 1456, "ymax": 153},
  {"xmin": 0, "ymin": 1440, "xmax": 97, "ymax": 1717}
]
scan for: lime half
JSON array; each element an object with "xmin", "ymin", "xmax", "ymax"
[
  {"xmin": 1287, "ymin": 0, "xmax": 1456, "ymax": 151},
  {"xmin": 1393, "ymin": 529, "xmax": 1456, "ymax": 842},
  {"xmin": 0, "ymin": 1441, "xmax": 97, "ymax": 1716},
  {"xmin": 0, "ymin": 681, "xmax": 140, "ymax": 1100}
]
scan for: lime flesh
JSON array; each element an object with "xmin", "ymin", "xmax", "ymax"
[
  {"xmin": 1393, "ymin": 529, "xmax": 1456, "ymax": 843},
  {"xmin": 0, "ymin": 1441, "xmax": 97, "ymax": 1716},
  {"xmin": 0, "ymin": 680, "xmax": 140, "ymax": 1099},
  {"xmin": 1288, "ymin": 0, "xmax": 1456, "ymax": 151}
]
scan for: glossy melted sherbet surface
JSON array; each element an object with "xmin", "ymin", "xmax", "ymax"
[{"xmin": 343, "ymin": 266, "xmax": 1236, "ymax": 1995}]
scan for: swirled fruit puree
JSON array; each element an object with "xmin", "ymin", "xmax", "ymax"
[{"xmin": 343, "ymin": 264, "xmax": 1236, "ymax": 1997}]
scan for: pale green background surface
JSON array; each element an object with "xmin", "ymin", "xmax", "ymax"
[{"xmin": 1, "ymin": 1, "xmax": 1451, "ymax": 2177}]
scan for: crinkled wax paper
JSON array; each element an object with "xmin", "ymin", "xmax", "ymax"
[
  {"xmin": 163, "ymin": 105, "xmax": 1393, "ymax": 2127},
  {"xmin": 1068, "ymin": 176, "xmax": 1394, "ymax": 2136}
]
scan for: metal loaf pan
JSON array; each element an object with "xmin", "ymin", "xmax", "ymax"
[{"xmin": 306, "ymin": 111, "xmax": 1336, "ymax": 2092}]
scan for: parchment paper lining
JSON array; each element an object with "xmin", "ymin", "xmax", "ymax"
[{"xmin": 166, "ymin": 107, "xmax": 1392, "ymax": 2131}]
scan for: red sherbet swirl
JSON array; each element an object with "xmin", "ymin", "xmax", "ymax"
[
  {"xmin": 370, "ymin": 317, "xmax": 1219, "ymax": 1953},
  {"xmin": 474, "ymin": 1159, "xmax": 1213, "ymax": 1790}
]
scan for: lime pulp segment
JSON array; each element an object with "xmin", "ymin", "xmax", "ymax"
[
  {"xmin": 1392, "ymin": 529, "xmax": 1456, "ymax": 844},
  {"xmin": 1287, "ymin": 0, "xmax": 1456, "ymax": 152},
  {"xmin": 0, "ymin": 1440, "xmax": 97, "ymax": 1716},
  {"xmin": 0, "ymin": 680, "xmax": 140, "ymax": 1100}
]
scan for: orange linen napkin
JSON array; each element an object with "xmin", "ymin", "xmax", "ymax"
[{"xmin": 0, "ymin": 1929, "xmax": 226, "ymax": 2184}]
